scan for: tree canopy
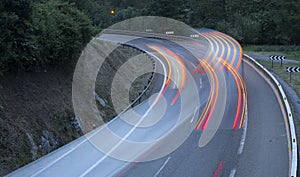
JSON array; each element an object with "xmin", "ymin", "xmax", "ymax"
[{"xmin": 0, "ymin": 0, "xmax": 299, "ymax": 74}]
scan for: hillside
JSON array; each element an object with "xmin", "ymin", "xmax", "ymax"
[{"xmin": 0, "ymin": 65, "xmax": 80, "ymax": 175}]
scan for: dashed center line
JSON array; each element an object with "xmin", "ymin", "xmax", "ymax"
[
  {"xmin": 154, "ymin": 156, "xmax": 171, "ymax": 177},
  {"xmin": 229, "ymin": 168, "xmax": 236, "ymax": 177},
  {"xmin": 200, "ymin": 77, "xmax": 203, "ymax": 89}
]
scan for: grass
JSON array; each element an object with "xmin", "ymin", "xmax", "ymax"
[
  {"xmin": 254, "ymin": 59, "xmax": 300, "ymax": 97},
  {"xmin": 243, "ymin": 45, "xmax": 300, "ymax": 61},
  {"xmin": 243, "ymin": 45, "xmax": 300, "ymax": 96}
]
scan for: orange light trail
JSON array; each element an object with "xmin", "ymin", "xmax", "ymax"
[
  {"xmin": 216, "ymin": 34, "xmax": 247, "ymax": 129},
  {"xmin": 195, "ymin": 58, "xmax": 214, "ymax": 129},
  {"xmin": 195, "ymin": 59, "xmax": 218, "ymax": 130},
  {"xmin": 201, "ymin": 58, "xmax": 219, "ymax": 130},
  {"xmin": 146, "ymin": 44, "xmax": 172, "ymax": 102},
  {"xmin": 193, "ymin": 39, "xmax": 214, "ymax": 74},
  {"xmin": 213, "ymin": 34, "xmax": 231, "ymax": 72},
  {"xmin": 147, "ymin": 44, "xmax": 187, "ymax": 106},
  {"xmin": 216, "ymin": 57, "xmax": 242, "ymax": 130},
  {"xmin": 193, "ymin": 34, "xmax": 219, "ymax": 130},
  {"xmin": 216, "ymin": 32, "xmax": 243, "ymax": 70},
  {"xmin": 162, "ymin": 47, "xmax": 186, "ymax": 106},
  {"xmin": 194, "ymin": 31, "xmax": 247, "ymax": 130},
  {"xmin": 206, "ymin": 34, "xmax": 225, "ymax": 71},
  {"xmin": 206, "ymin": 31, "xmax": 246, "ymax": 130},
  {"xmin": 200, "ymin": 32, "xmax": 220, "ymax": 75}
]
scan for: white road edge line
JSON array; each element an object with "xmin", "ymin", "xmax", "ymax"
[
  {"xmin": 238, "ymin": 90, "xmax": 248, "ymax": 155},
  {"xmin": 154, "ymin": 156, "xmax": 171, "ymax": 177},
  {"xmin": 229, "ymin": 168, "xmax": 236, "ymax": 177},
  {"xmin": 237, "ymin": 116, "xmax": 247, "ymax": 154},
  {"xmin": 244, "ymin": 54, "xmax": 298, "ymax": 177},
  {"xmin": 190, "ymin": 108, "xmax": 198, "ymax": 123}
]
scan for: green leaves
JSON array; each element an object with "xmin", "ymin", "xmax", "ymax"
[
  {"xmin": 33, "ymin": 0, "xmax": 93, "ymax": 64},
  {"xmin": 0, "ymin": 0, "xmax": 298, "ymax": 74},
  {"xmin": 0, "ymin": 0, "xmax": 95, "ymax": 74}
]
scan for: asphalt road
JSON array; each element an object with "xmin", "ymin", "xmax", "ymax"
[
  {"xmin": 118, "ymin": 59, "xmax": 289, "ymax": 177},
  {"xmin": 6, "ymin": 32, "xmax": 289, "ymax": 177},
  {"xmin": 235, "ymin": 60, "xmax": 289, "ymax": 177}
]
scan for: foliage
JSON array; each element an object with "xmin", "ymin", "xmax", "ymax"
[
  {"xmin": 0, "ymin": 0, "xmax": 299, "ymax": 74},
  {"xmin": 136, "ymin": 0, "xmax": 299, "ymax": 45},
  {"xmin": 32, "ymin": 0, "xmax": 95, "ymax": 66},
  {"xmin": 0, "ymin": 0, "xmax": 36, "ymax": 73},
  {"xmin": 0, "ymin": 0, "xmax": 95, "ymax": 74}
]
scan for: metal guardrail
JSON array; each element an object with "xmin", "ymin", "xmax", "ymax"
[
  {"xmin": 121, "ymin": 44, "xmax": 156, "ymax": 108},
  {"xmin": 107, "ymin": 43, "xmax": 157, "ymax": 114},
  {"xmin": 244, "ymin": 54, "xmax": 298, "ymax": 177},
  {"xmin": 102, "ymin": 29, "xmax": 196, "ymax": 41},
  {"xmin": 93, "ymin": 42, "xmax": 157, "ymax": 115}
]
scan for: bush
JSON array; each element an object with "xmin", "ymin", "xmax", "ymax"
[
  {"xmin": 0, "ymin": 0, "xmax": 36, "ymax": 73},
  {"xmin": 0, "ymin": 0, "xmax": 95, "ymax": 74},
  {"xmin": 32, "ymin": 0, "xmax": 95, "ymax": 66}
]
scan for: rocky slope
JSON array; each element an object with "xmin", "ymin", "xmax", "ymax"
[{"xmin": 0, "ymin": 41, "xmax": 154, "ymax": 175}]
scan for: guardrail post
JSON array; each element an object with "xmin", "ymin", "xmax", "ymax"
[{"xmin": 272, "ymin": 59, "xmax": 274, "ymax": 68}]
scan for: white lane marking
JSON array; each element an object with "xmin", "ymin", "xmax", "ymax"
[
  {"xmin": 237, "ymin": 116, "xmax": 248, "ymax": 155},
  {"xmin": 174, "ymin": 67, "xmax": 180, "ymax": 89},
  {"xmin": 31, "ymin": 43, "xmax": 168, "ymax": 177},
  {"xmin": 79, "ymin": 49, "xmax": 169, "ymax": 177},
  {"xmin": 80, "ymin": 106, "xmax": 155, "ymax": 177},
  {"xmin": 229, "ymin": 168, "xmax": 236, "ymax": 177},
  {"xmin": 199, "ymin": 77, "xmax": 203, "ymax": 89},
  {"xmin": 154, "ymin": 157, "xmax": 171, "ymax": 177},
  {"xmin": 191, "ymin": 63, "xmax": 197, "ymax": 69},
  {"xmin": 190, "ymin": 108, "xmax": 198, "ymax": 123}
]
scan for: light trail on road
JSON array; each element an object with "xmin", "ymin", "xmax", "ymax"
[{"xmin": 194, "ymin": 30, "xmax": 246, "ymax": 130}]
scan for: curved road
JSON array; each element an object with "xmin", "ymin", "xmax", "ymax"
[{"xmin": 6, "ymin": 31, "xmax": 289, "ymax": 177}]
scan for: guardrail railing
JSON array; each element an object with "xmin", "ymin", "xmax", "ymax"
[
  {"xmin": 121, "ymin": 44, "xmax": 156, "ymax": 108},
  {"xmin": 94, "ymin": 42, "xmax": 158, "ymax": 116},
  {"xmin": 244, "ymin": 54, "xmax": 298, "ymax": 177},
  {"xmin": 102, "ymin": 29, "xmax": 195, "ymax": 41}
]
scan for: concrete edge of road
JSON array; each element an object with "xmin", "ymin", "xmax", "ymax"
[{"xmin": 244, "ymin": 54, "xmax": 298, "ymax": 177}]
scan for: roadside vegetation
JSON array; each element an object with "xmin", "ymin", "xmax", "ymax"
[
  {"xmin": 255, "ymin": 59, "xmax": 300, "ymax": 96},
  {"xmin": 243, "ymin": 45, "xmax": 300, "ymax": 61},
  {"xmin": 244, "ymin": 45, "xmax": 300, "ymax": 96},
  {"xmin": 1, "ymin": 0, "xmax": 299, "ymax": 74}
]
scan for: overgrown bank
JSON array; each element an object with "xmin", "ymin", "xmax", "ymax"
[
  {"xmin": 0, "ymin": 65, "xmax": 81, "ymax": 176},
  {"xmin": 0, "ymin": 40, "xmax": 155, "ymax": 175}
]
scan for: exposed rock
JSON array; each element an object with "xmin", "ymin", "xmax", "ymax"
[
  {"xmin": 40, "ymin": 130, "xmax": 59, "ymax": 154},
  {"xmin": 71, "ymin": 117, "xmax": 82, "ymax": 133},
  {"xmin": 26, "ymin": 133, "xmax": 38, "ymax": 160},
  {"xmin": 95, "ymin": 92, "xmax": 106, "ymax": 106}
]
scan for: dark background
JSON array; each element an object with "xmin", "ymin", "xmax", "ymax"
[{"xmin": 0, "ymin": 0, "xmax": 299, "ymax": 73}]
